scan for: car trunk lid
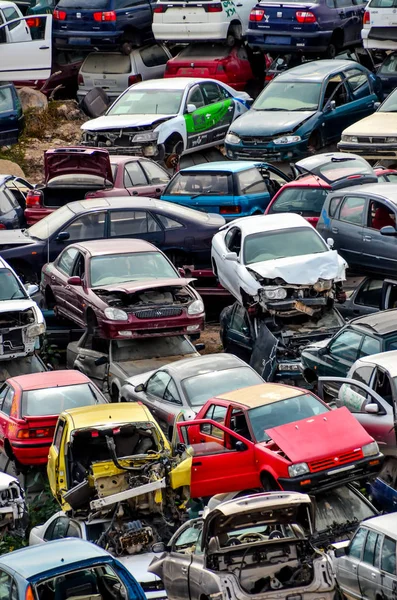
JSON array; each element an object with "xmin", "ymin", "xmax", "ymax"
[
  {"xmin": 80, "ymin": 53, "xmax": 131, "ymax": 93},
  {"xmin": 250, "ymin": 2, "xmax": 318, "ymax": 33},
  {"xmin": 44, "ymin": 147, "xmax": 114, "ymax": 184},
  {"xmin": 159, "ymin": 1, "xmax": 210, "ymax": 24}
]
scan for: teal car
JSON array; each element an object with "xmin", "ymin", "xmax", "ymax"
[
  {"xmin": 225, "ymin": 60, "xmax": 383, "ymax": 162},
  {"xmin": 161, "ymin": 161, "xmax": 290, "ymax": 221}
]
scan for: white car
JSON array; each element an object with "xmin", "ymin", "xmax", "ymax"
[
  {"xmin": 152, "ymin": 0, "xmax": 257, "ymax": 44},
  {"xmin": 0, "ymin": 257, "xmax": 45, "ymax": 359},
  {"xmin": 0, "ymin": 472, "xmax": 26, "ymax": 534},
  {"xmin": 0, "ymin": 1, "xmax": 31, "ymax": 42},
  {"xmin": 77, "ymin": 44, "xmax": 172, "ymax": 103},
  {"xmin": 81, "ymin": 77, "xmax": 251, "ymax": 162},
  {"xmin": 29, "ymin": 511, "xmax": 167, "ymax": 600},
  {"xmin": 362, "ymin": 0, "xmax": 397, "ymax": 50},
  {"xmin": 211, "ymin": 213, "xmax": 347, "ymax": 317}
]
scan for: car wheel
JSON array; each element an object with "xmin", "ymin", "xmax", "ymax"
[
  {"xmin": 165, "ymin": 136, "xmax": 184, "ymax": 166},
  {"xmin": 307, "ymin": 131, "xmax": 321, "ymax": 154},
  {"xmin": 325, "ymin": 43, "xmax": 336, "ymax": 59}
]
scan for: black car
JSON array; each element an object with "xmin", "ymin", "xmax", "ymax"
[
  {"xmin": 0, "ymin": 175, "xmax": 33, "ymax": 229},
  {"xmin": 377, "ymin": 51, "xmax": 397, "ymax": 98},
  {"xmin": 0, "ymin": 197, "xmax": 224, "ymax": 281}
]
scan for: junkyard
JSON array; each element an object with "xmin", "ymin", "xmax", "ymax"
[{"xmin": 2, "ymin": 3, "xmax": 397, "ymax": 599}]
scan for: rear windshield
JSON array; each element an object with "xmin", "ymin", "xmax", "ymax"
[
  {"xmin": 166, "ymin": 172, "xmax": 231, "ymax": 196},
  {"xmin": 22, "ymin": 383, "xmax": 101, "ymax": 416},
  {"xmin": 368, "ymin": 0, "xmax": 397, "ymax": 7},
  {"xmin": 179, "ymin": 44, "xmax": 229, "ymax": 59},
  {"xmin": 82, "ymin": 53, "xmax": 131, "ymax": 74},
  {"xmin": 269, "ymin": 188, "xmax": 327, "ymax": 217},
  {"xmin": 57, "ymin": 0, "xmax": 108, "ymax": 8},
  {"xmin": 315, "ymin": 486, "xmax": 375, "ymax": 533},
  {"xmin": 379, "ymin": 54, "xmax": 397, "ymax": 75},
  {"xmin": 315, "ymin": 158, "xmax": 375, "ymax": 181},
  {"xmin": 112, "ymin": 336, "xmax": 194, "ymax": 361}
]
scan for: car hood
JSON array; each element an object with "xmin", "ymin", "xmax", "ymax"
[
  {"xmin": 45, "ymin": 147, "xmax": 113, "ymax": 183},
  {"xmin": 0, "ymin": 299, "xmax": 35, "ymax": 312},
  {"xmin": 248, "ymin": 251, "xmax": 347, "ymax": 285},
  {"xmin": 118, "ymin": 353, "xmax": 199, "ymax": 377},
  {"xmin": 264, "ymin": 406, "xmax": 374, "ymax": 463},
  {"xmin": 118, "ymin": 552, "xmax": 162, "ymax": 583},
  {"xmin": 94, "ymin": 277, "xmax": 194, "ymax": 294},
  {"xmin": 343, "ymin": 112, "xmax": 397, "ymax": 136},
  {"xmin": 302, "ymin": 337, "xmax": 331, "ymax": 352},
  {"xmin": 232, "ymin": 110, "xmax": 316, "ymax": 136},
  {"xmin": 0, "ymin": 230, "xmax": 36, "ymax": 247},
  {"xmin": 81, "ymin": 114, "xmax": 175, "ymax": 132}
]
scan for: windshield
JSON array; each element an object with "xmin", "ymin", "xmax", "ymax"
[
  {"xmin": 315, "ymin": 486, "xmax": 375, "ymax": 534},
  {"xmin": 243, "ymin": 227, "xmax": 327, "ymax": 265},
  {"xmin": 0, "ymin": 268, "xmax": 27, "ymax": 300},
  {"xmin": 108, "ymin": 89, "xmax": 183, "ymax": 116},
  {"xmin": 22, "ymin": 383, "xmax": 101, "ymax": 417},
  {"xmin": 313, "ymin": 157, "xmax": 375, "ymax": 182},
  {"xmin": 90, "ymin": 251, "xmax": 178, "ymax": 286},
  {"xmin": 112, "ymin": 336, "xmax": 194, "ymax": 362},
  {"xmin": 0, "ymin": 354, "xmax": 44, "ymax": 383},
  {"xmin": 166, "ymin": 172, "xmax": 231, "ymax": 196},
  {"xmin": 253, "ymin": 81, "xmax": 321, "ymax": 111},
  {"xmin": 248, "ymin": 393, "xmax": 328, "ymax": 442},
  {"xmin": 181, "ymin": 367, "xmax": 263, "ymax": 408},
  {"xmin": 378, "ymin": 53, "xmax": 397, "ymax": 75},
  {"xmin": 379, "ymin": 89, "xmax": 397, "ymax": 113},
  {"xmin": 28, "ymin": 205, "xmax": 74, "ymax": 240},
  {"xmin": 269, "ymin": 188, "xmax": 327, "ymax": 217}
]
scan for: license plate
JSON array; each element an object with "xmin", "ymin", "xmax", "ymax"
[
  {"xmin": 94, "ymin": 79, "xmax": 117, "ymax": 86},
  {"xmin": 327, "ymin": 464, "xmax": 355, "ymax": 476},
  {"xmin": 278, "ymin": 362, "xmax": 301, "ymax": 372},
  {"xmin": 266, "ymin": 35, "xmax": 290, "ymax": 44},
  {"xmin": 69, "ymin": 37, "xmax": 90, "ymax": 45}
]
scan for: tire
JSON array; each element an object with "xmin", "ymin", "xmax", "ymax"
[
  {"xmin": 325, "ymin": 43, "xmax": 336, "ymax": 59},
  {"xmin": 164, "ymin": 136, "xmax": 184, "ymax": 166}
]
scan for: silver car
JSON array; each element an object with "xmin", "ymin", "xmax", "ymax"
[
  {"xmin": 335, "ymin": 513, "xmax": 397, "ymax": 600},
  {"xmin": 119, "ymin": 353, "xmax": 264, "ymax": 437}
]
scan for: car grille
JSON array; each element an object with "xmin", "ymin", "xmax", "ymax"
[
  {"xmin": 309, "ymin": 448, "xmax": 364, "ymax": 473},
  {"xmin": 240, "ymin": 135, "xmax": 274, "ymax": 144},
  {"xmin": 1, "ymin": 329, "xmax": 24, "ymax": 354},
  {"xmin": 134, "ymin": 307, "xmax": 183, "ymax": 319},
  {"xmin": 231, "ymin": 149, "xmax": 282, "ymax": 160},
  {"xmin": 357, "ymin": 136, "xmax": 389, "ymax": 144}
]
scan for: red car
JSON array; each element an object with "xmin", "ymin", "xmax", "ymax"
[
  {"xmin": 25, "ymin": 148, "xmax": 170, "ymax": 225},
  {"xmin": 165, "ymin": 44, "xmax": 255, "ymax": 91},
  {"xmin": 0, "ymin": 370, "xmax": 107, "ymax": 468},
  {"xmin": 177, "ymin": 383, "xmax": 383, "ymax": 498},
  {"xmin": 41, "ymin": 239, "xmax": 205, "ymax": 340}
]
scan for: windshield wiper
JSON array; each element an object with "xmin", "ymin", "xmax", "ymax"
[
  {"xmin": 256, "ymin": 108, "xmax": 289, "ymax": 111},
  {"xmin": 295, "ymin": 106, "xmax": 317, "ymax": 111},
  {"xmin": 191, "ymin": 191, "xmax": 214, "ymax": 199}
]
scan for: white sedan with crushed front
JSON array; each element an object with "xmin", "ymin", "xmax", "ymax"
[{"xmin": 211, "ymin": 213, "xmax": 347, "ymax": 317}]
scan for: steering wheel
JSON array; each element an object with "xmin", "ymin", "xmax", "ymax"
[
  {"xmin": 268, "ymin": 530, "xmax": 283, "ymax": 540},
  {"xmin": 238, "ymin": 532, "xmax": 267, "ymax": 542},
  {"xmin": 225, "ymin": 538, "xmax": 242, "ymax": 546}
]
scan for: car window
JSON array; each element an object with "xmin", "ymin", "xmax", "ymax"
[
  {"xmin": 36, "ymin": 565, "xmax": 127, "ymax": 600},
  {"xmin": 348, "ymin": 527, "xmax": 367, "ymax": 559},
  {"xmin": 146, "ymin": 371, "xmax": 171, "ymax": 397},
  {"xmin": 230, "ymin": 304, "xmax": 251, "ymax": 337},
  {"xmin": 53, "ymin": 419, "xmax": 65, "ymax": 452},
  {"xmin": 339, "ymin": 196, "xmax": 366, "ymax": 225},
  {"xmin": 345, "ymin": 68, "xmax": 369, "ymax": 96},
  {"xmin": 358, "ymin": 335, "xmax": 381, "ymax": 358},
  {"xmin": 64, "ymin": 212, "xmax": 106, "ymax": 242},
  {"xmin": 0, "ymin": 189, "xmax": 17, "ymax": 214},
  {"xmin": 229, "ymin": 408, "xmax": 252, "ymax": 440},
  {"xmin": 352, "ymin": 365, "xmax": 375, "ymax": 386},
  {"xmin": 200, "ymin": 82, "xmax": 222, "ymax": 105},
  {"xmin": 66, "ymin": 520, "xmax": 82, "ymax": 538},
  {"xmin": 156, "ymin": 214, "xmax": 183, "ymax": 230},
  {"xmin": 355, "ymin": 279, "xmax": 383, "ymax": 308},
  {"xmin": 237, "ymin": 168, "xmax": 267, "ymax": 195},
  {"xmin": 164, "ymin": 377, "xmax": 182, "ymax": 405},
  {"xmin": 329, "ymin": 196, "xmax": 343, "ymax": 218},
  {"xmin": 335, "ymin": 0, "xmax": 353, "ymax": 5},
  {"xmin": 110, "ymin": 210, "xmax": 160, "ymax": 236},
  {"xmin": 173, "ymin": 521, "xmax": 202, "ymax": 552},
  {"xmin": 367, "ymin": 200, "xmax": 396, "ymax": 230},
  {"xmin": 381, "ymin": 537, "xmax": 396, "ymax": 574},
  {"xmin": 323, "ymin": 74, "xmax": 350, "ymax": 107},
  {"xmin": 44, "ymin": 516, "xmax": 70, "ymax": 541},
  {"xmin": 379, "ymin": 54, "xmax": 397, "ymax": 75},
  {"xmin": 141, "ymin": 161, "xmax": 169, "ymax": 185},
  {"xmin": 373, "ymin": 368, "xmax": 394, "ymax": 407},
  {"xmin": 329, "ymin": 330, "xmax": 363, "ymax": 361},
  {"xmin": 124, "ymin": 162, "xmax": 148, "ymax": 187},
  {"xmin": 72, "ymin": 252, "xmax": 86, "ymax": 279},
  {"xmin": 57, "ymin": 247, "xmax": 78, "ymax": 276},
  {"xmin": 0, "ymin": 570, "xmax": 17, "ymax": 600},
  {"xmin": 374, "ymin": 532, "xmax": 383, "ymax": 567},
  {"xmin": 363, "ymin": 530, "xmax": 378, "ymax": 564},
  {"xmin": 5, "ymin": 180, "xmax": 26, "ymax": 210},
  {"xmin": 224, "ymin": 227, "xmax": 241, "ymax": 254},
  {"xmin": 1, "ymin": 387, "xmax": 14, "ymax": 416},
  {"xmin": 187, "ymin": 86, "xmax": 205, "ymax": 109},
  {"xmin": 3, "ymin": 6, "xmax": 20, "ymax": 30},
  {"xmin": 200, "ymin": 404, "xmax": 227, "ymax": 435},
  {"xmin": 140, "ymin": 45, "xmax": 169, "ymax": 67}
]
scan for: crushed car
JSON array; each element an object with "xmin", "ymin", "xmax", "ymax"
[
  {"xmin": 211, "ymin": 213, "xmax": 347, "ymax": 319},
  {"xmin": 0, "ymin": 472, "xmax": 26, "ymax": 536},
  {"xmin": 149, "ymin": 492, "xmax": 337, "ymax": 600}
]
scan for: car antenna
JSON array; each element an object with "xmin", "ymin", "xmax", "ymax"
[{"xmin": 47, "ymin": 220, "xmax": 50, "ymax": 265}]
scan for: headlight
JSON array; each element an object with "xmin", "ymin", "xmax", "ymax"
[
  {"xmin": 225, "ymin": 132, "xmax": 241, "ymax": 145},
  {"xmin": 273, "ymin": 135, "xmax": 301, "ymax": 145},
  {"xmin": 362, "ymin": 441, "xmax": 379, "ymax": 457},
  {"xmin": 188, "ymin": 299, "xmax": 204, "ymax": 315},
  {"xmin": 26, "ymin": 323, "xmax": 46, "ymax": 338},
  {"xmin": 342, "ymin": 135, "xmax": 358, "ymax": 143},
  {"xmin": 262, "ymin": 286, "xmax": 287, "ymax": 300},
  {"xmin": 288, "ymin": 462, "xmax": 309, "ymax": 478},
  {"xmin": 133, "ymin": 131, "xmax": 159, "ymax": 142},
  {"xmin": 313, "ymin": 278, "xmax": 332, "ymax": 292},
  {"xmin": 104, "ymin": 307, "xmax": 128, "ymax": 321}
]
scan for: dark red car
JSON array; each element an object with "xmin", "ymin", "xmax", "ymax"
[
  {"xmin": 0, "ymin": 370, "xmax": 107, "ymax": 468},
  {"xmin": 41, "ymin": 239, "xmax": 205, "ymax": 339},
  {"xmin": 25, "ymin": 148, "xmax": 170, "ymax": 225}
]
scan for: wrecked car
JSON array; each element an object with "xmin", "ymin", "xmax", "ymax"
[
  {"xmin": 177, "ymin": 383, "xmax": 383, "ymax": 497},
  {"xmin": 0, "ymin": 257, "xmax": 45, "ymax": 359},
  {"xmin": 41, "ymin": 239, "xmax": 205, "ymax": 339},
  {"xmin": 211, "ymin": 213, "xmax": 347, "ymax": 318},
  {"xmin": 149, "ymin": 492, "xmax": 337, "ymax": 600},
  {"xmin": 0, "ymin": 472, "xmax": 26, "ymax": 536}
]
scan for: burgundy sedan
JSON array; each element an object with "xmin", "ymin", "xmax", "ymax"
[{"xmin": 41, "ymin": 239, "xmax": 205, "ymax": 340}]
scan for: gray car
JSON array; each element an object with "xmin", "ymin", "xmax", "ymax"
[
  {"xmin": 335, "ymin": 513, "xmax": 397, "ymax": 600},
  {"xmin": 338, "ymin": 277, "xmax": 397, "ymax": 319},
  {"xmin": 67, "ymin": 333, "xmax": 201, "ymax": 402},
  {"xmin": 317, "ymin": 183, "xmax": 397, "ymax": 278},
  {"xmin": 120, "ymin": 353, "xmax": 264, "ymax": 438}
]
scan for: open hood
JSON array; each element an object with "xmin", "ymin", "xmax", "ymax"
[
  {"xmin": 265, "ymin": 406, "xmax": 374, "ymax": 464},
  {"xmin": 293, "ymin": 152, "xmax": 377, "ymax": 189},
  {"xmin": 249, "ymin": 250, "xmax": 346, "ymax": 285},
  {"xmin": 93, "ymin": 278, "xmax": 195, "ymax": 294},
  {"xmin": 44, "ymin": 147, "xmax": 113, "ymax": 184}
]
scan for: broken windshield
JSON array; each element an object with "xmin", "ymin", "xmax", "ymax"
[{"xmin": 243, "ymin": 227, "xmax": 327, "ymax": 265}]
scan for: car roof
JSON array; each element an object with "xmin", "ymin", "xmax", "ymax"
[
  {"xmin": 215, "ymin": 383, "xmax": 306, "ymax": 408},
  {"xmin": 61, "ymin": 401, "xmax": 152, "ymax": 430},
  {"xmin": 276, "ymin": 60, "xmax": 358, "ymax": 81},
  {"xmin": 228, "ymin": 212, "xmax": 313, "ymax": 235},
  {"xmin": 350, "ymin": 309, "xmax": 397, "ymax": 335},
  {"xmin": 333, "ymin": 182, "xmax": 397, "ymax": 202},
  {"xmin": 354, "ymin": 350, "xmax": 397, "ymax": 376},
  {"xmin": 67, "ymin": 196, "xmax": 157, "ymax": 214},
  {"xmin": 132, "ymin": 77, "xmax": 221, "ymax": 90},
  {"xmin": 8, "ymin": 370, "xmax": 90, "ymax": 391},
  {"xmin": 166, "ymin": 353, "xmax": 246, "ymax": 378},
  {"xmin": 364, "ymin": 513, "xmax": 397, "ymax": 539},
  {"xmin": 0, "ymin": 538, "xmax": 111, "ymax": 580},
  {"xmin": 73, "ymin": 238, "xmax": 157, "ymax": 256},
  {"xmin": 180, "ymin": 161, "xmax": 261, "ymax": 174}
]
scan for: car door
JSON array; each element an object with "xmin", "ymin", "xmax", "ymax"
[
  {"xmin": 0, "ymin": 384, "xmax": 11, "ymax": 453},
  {"xmin": 358, "ymin": 528, "xmax": 383, "ymax": 599},
  {"xmin": 47, "ymin": 417, "xmax": 66, "ymax": 499},
  {"xmin": 360, "ymin": 199, "xmax": 397, "ymax": 276},
  {"xmin": 76, "ymin": 334, "xmax": 109, "ymax": 389},
  {"xmin": 329, "ymin": 194, "xmax": 366, "ymax": 268},
  {"xmin": 0, "ymin": 15, "xmax": 52, "ymax": 81},
  {"xmin": 322, "ymin": 74, "xmax": 358, "ymax": 142},
  {"xmin": 200, "ymin": 81, "xmax": 235, "ymax": 145},
  {"xmin": 50, "ymin": 246, "xmax": 79, "ymax": 314},
  {"xmin": 108, "ymin": 209, "xmax": 165, "ymax": 247},
  {"xmin": 318, "ymin": 329, "xmax": 364, "ymax": 376},
  {"xmin": 123, "ymin": 161, "xmax": 160, "ymax": 198},
  {"xmin": 336, "ymin": 526, "xmax": 367, "ymax": 598},
  {"xmin": 335, "ymin": 0, "xmax": 361, "ymax": 43},
  {"xmin": 140, "ymin": 159, "xmax": 170, "ymax": 197},
  {"xmin": 144, "ymin": 370, "xmax": 176, "ymax": 434},
  {"xmin": 65, "ymin": 250, "xmax": 87, "ymax": 324},
  {"xmin": 49, "ymin": 211, "xmax": 106, "ymax": 262},
  {"xmin": 218, "ymin": 226, "xmax": 242, "ymax": 297},
  {"xmin": 378, "ymin": 535, "xmax": 397, "ymax": 599},
  {"xmin": 224, "ymin": 303, "xmax": 254, "ymax": 361},
  {"xmin": 184, "ymin": 84, "xmax": 214, "ymax": 151},
  {"xmin": 344, "ymin": 67, "xmax": 377, "ymax": 122}
]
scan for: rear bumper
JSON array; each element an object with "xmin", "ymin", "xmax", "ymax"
[
  {"xmin": 25, "ymin": 207, "xmax": 54, "ymax": 226},
  {"xmin": 152, "ymin": 21, "xmax": 229, "ymax": 41},
  {"xmin": 338, "ymin": 141, "xmax": 397, "ymax": 160},
  {"xmin": 247, "ymin": 28, "xmax": 332, "ymax": 52},
  {"xmin": 54, "ymin": 28, "xmax": 123, "ymax": 48},
  {"xmin": 362, "ymin": 28, "xmax": 397, "ymax": 50},
  {"xmin": 10, "ymin": 440, "xmax": 51, "ymax": 466},
  {"xmin": 77, "ymin": 90, "xmax": 121, "ymax": 103}
]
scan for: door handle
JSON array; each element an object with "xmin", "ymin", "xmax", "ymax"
[
  {"xmin": 181, "ymin": 567, "xmax": 188, "ymax": 574},
  {"xmin": 331, "ymin": 227, "xmax": 339, "ymax": 234},
  {"xmin": 371, "ymin": 573, "xmax": 377, "ymax": 578},
  {"xmin": 155, "ymin": 188, "xmax": 161, "ymax": 193},
  {"xmin": 227, "ymin": 106, "xmax": 234, "ymax": 112},
  {"xmin": 132, "ymin": 191, "xmax": 139, "ymax": 195},
  {"xmin": 338, "ymin": 10, "xmax": 345, "ymax": 16},
  {"xmin": 192, "ymin": 461, "xmax": 202, "ymax": 466},
  {"xmin": 39, "ymin": 45, "xmax": 50, "ymax": 50},
  {"xmin": 65, "ymin": 285, "xmax": 70, "ymax": 290},
  {"xmin": 79, "ymin": 355, "xmax": 86, "ymax": 360},
  {"xmin": 363, "ymin": 235, "xmax": 372, "ymax": 242},
  {"xmin": 352, "ymin": 564, "xmax": 357, "ymax": 571}
]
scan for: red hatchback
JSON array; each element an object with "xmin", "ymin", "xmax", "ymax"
[{"xmin": 0, "ymin": 371, "xmax": 107, "ymax": 468}]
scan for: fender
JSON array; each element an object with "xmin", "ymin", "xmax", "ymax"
[{"xmin": 156, "ymin": 115, "xmax": 188, "ymax": 150}]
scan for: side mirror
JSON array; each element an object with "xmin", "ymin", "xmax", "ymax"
[
  {"xmin": 67, "ymin": 276, "xmax": 82, "ymax": 286},
  {"xmin": 178, "ymin": 267, "xmax": 186, "ymax": 277},
  {"xmin": 152, "ymin": 542, "xmax": 166, "ymax": 553},
  {"xmin": 334, "ymin": 545, "xmax": 348, "ymax": 558},
  {"xmin": 56, "ymin": 231, "xmax": 70, "ymax": 242},
  {"xmin": 330, "ymin": 100, "xmax": 336, "ymax": 111},
  {"xmin": 380, "ymin": 225, "xmax": 397, "ymax": 236},
  {"xmin": 365, "ymin": 402, "xmax": 379, "ymax": 414},
  {"xmin": 26, "ymin": 283, "xmax": 39, "ymax": 296},
  {"xmin": 235, "ymin": 440, "xmax": 247, "ymax": 452},
  {"xmin": 134, "ymin": 383, "xmax": 145, "ymax": 393},
  {"xmin": 187, "ymin": 103, "xmax": 196, "ymax": 114},
  {"xmin": 318, "ymin": 346, "xmax": 328, "ymax": 356},
  {"xmin": 94, "ymin": 355, "xmax": 108, "ymax": 366},
  {"xmin": 195, "ymin": 343, "xmax": 205, "ymax": 351},
  {"xmin": 327, "ymin": 237, "xmax": 334, "ymax": 249},
  {"xmin": 224, "ymin": 252, "xmax": 238, "ymax": 262},
  {"xmin": 374, "ymin": 101, "xmax": 381, "ymax": 110}
]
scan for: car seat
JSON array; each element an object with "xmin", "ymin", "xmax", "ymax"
[{"xmin": 54, "ymin": 570, "xmax": 98, "ymax": 600}]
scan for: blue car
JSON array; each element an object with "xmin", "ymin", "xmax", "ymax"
[
  {"xmin": 0, "ymin": 537, "xmax": 146, "ymax": 600},
  {"xmin": 53, "ymin": 0, "xmax": 155, "ymax": 52},
  {"xmin": 225, "ymin": 60, "xmax": 382, "ymax": 162},
  {"xmin": 247, "ymin": 0, "xmax": 366, "ymax": 57},
  {"xmin": 0, "ymin": 83, "xmax": 23, "ymax": 146},
  {"xmin": 161, "ymin": 161, "xmax": 290, "ymax": 220},
  {"xmin": 369, "ymin": 476, "xmax": 397, "ymax": 513}
]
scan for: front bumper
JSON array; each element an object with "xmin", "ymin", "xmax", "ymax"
[
  {"xmin": 247, "ymin": 28, "xmax": 332, "ymax": 52},
  {"xmin": 278, "ymin": 454, "xmax": 384, "ymax": 493},
  {"xmin": 152, "ymin": 21, "xmax": 229, "ymax": 42},
  {"xmin": 263, "ymin": 296, "xmax": 328, "ymax": 316},
  {"xmin": 225, "ymin": 138, "xmax": 309, "ymax": 162},
  {"xmin": 338, "ymin": 140, "xmax": 397, "ymax": 160},
  {"xmin": 99, "ymin": 312, "xmax": 204, "ymax": 339},
  {"xmin": 81, "ymin": 137, "xmax": 164, "ymax": 159}
]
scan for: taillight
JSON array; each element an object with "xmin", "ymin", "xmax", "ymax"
[
  {"xmin": 205, "ymin": 3, "xmax": 222, "ymax": 11},
  {"xmin": 363, "ymin": 10, "xmax": 370, "ymax": 24},
  {"xmin": 26, "ymin": 190, "xmax": 43, "ymax": 208},
  {"xmin": 250, "ymin": 8, "xmax": 264, "ymax": 21},
  {"xmin": 296, "ymin": 10, "xmax": 316, "ymax": 22},
  {"xmin": 17, "ymin": 427, "xmax": 54, "ymax": 439},
  {"xmin": 220, "ymin": 206, "xmax": 241, "ymax": 214},
  {"xmin": 26, "ymin": 586, "xmax": 35, "ymax": 600},
  {"xmin": 0, "ymin": 224, "xmax": 6, "ymax": 230},
  {"xmin": 27, "ymin": 17, "xmax": 40, "ymax": 27},
  {"xmin": 78, "ymin": 73, "xmax": 84, "ymax": 85},
  {"xmin": 128, "ymin": 73, "xmax": 142, "ymax": 86},
  {"xmin": 153, "ymin": 4, "xmax": 167, "ymax": 12},
  {"xmin": 53, "ymin": 9, "xmax": 66, "ymax": 19},
  {"xmin": 93, "ymin": 10, "xmax": 116, "ymax": 21}
]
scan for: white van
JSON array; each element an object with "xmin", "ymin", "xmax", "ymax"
[{"xmin": 362, "ymin": 0, "xmax": 397, "ymax": 50}]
